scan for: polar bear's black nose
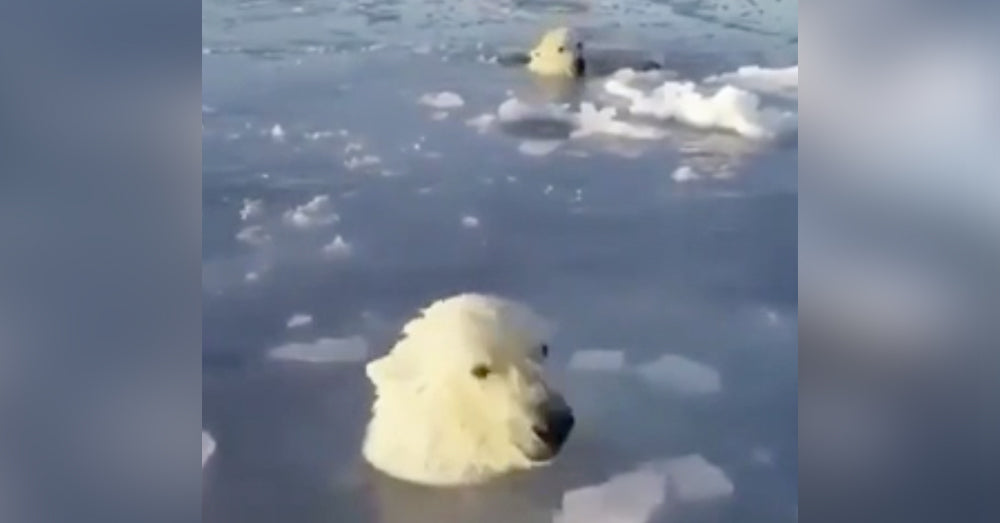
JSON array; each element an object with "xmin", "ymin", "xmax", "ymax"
[{"xmin": 535, "ymin": 407, "xmax": 575, "ymax": 450}]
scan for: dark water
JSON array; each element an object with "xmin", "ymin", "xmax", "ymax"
[{"xmin": 203, "ymin": 1, "xmax": 797, "ymax": 521}]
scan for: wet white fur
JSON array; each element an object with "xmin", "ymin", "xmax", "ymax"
[
  {"xmin": 527, "ymin": 27, "xmax": 583, "ymax": 78},
  {"xmin": 363, "ymin": 294, "xmax": 559, "ymax": 486}
]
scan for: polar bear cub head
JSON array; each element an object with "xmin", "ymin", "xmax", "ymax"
[
  {"xmin": 362, "ymin": 293, "xmax": 575, "ymax": 486},
  {"xmin": 527, "ymin": 26, "xmax": 585, "ymax": 77}
]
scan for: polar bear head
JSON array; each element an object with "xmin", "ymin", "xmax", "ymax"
[
  {"xmin": 362, "ymin": 293, "xmax": 575, "ymax": 486},
  {"xmin": 527, "ymin": 26, "xmax": 585, "ymax": 78}
]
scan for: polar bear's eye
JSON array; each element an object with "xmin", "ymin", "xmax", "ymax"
[
  {"xmin": 557, "ymin": 46, "xmax": 565, "ymax": 53},
  {"xmin": 471, "ymin": 364, "xmax": 491, "ymax": 379}
]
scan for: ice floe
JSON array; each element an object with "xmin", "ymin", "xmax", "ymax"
[
  {"xmin": 239, "ymin": 198, "xmax": 263, "ymax": 221},
  {"xmin": 671, "ymin": 165, "xmax": 701, "ymax": 183},
  {"xmin": 604, "ymin": 77, "xmax": 796, "ymax": 140},
  {"xmin": 635, "ymin": 354, "xmax": 721, "ymax": 396},
  {"xmin": 268, "ymin": 336, "xmax": 369, "ymax": 363},
  {"xmin": 555, "ymin": 466, "xmax": 668, "ymax": 523},
  {"xmin": 235, "ymin": 225, "xmax": 271, "ymax": 246},
  {"xmin": 704, "ymin": 65, "xmax": 798, "ymax": 99},
  {"xmin": 286, "ymin": 313, "xmax": 313, "ymax": 329},
  {"xmin": 572, "ymin": 102, "xmax": 666, "ymax": 140},
  {"xmin": 661, "ymin": 454, "xmax": 735, "ymax": 502},
  {"xmin": 270, "ymin": 123, "xmax": 286, "ymax": 141},
  {"xmin": 419, "ymin": 91, "xmax": 465, "ymax": 109},
  {"xmin": 322, "ymin": 235, "xmax": 353, "ymax": 259},
  {"xmin": 284, "ymin": 195, "xmax": 338, "ymax": 228}
]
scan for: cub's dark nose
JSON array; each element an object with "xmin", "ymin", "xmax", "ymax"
[{"xmin": 533, "ymin": 408, "xmax": 575, "ymax": 451}]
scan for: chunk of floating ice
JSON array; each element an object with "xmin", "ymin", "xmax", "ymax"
[
  {"xmin": 419, "ymin": 91, "xmax": 465, "ymax": 109},
  {"xmin": 202, "ymin": 431, "xmax": 216, "ymax": 468},
  {"xmin": 554, "ymin": 465, "xmax": 668, "ymax": 523},
  {"xmin": 568, "ymin": 349, "xmax": 626, "ymax": 372},
  {"xmin": 284, "ymin": 195, "xmax": 338, "ymax": 228},
  {"xmin": 466, "ymin": 113, "xmax": 495, "ymax": 133},
  {"xmin": 635, "ymin": 354, "xmax": 721, "ymax": 395},
  {"xmin": 235, "ymin": 225, "xmax": 271, "ymax": 246},
  {"xmin": 245, "ymin": 271, "xmax": 260, "ymax": 282},
  {"xmin": 322, "ymin": 235, "xmax": 353, "ymax": 259},
  {"xmin": 605, "ymin": 76, "xmax": 796, "ymax": 139},
  {"xmin": 268, "ymin": 336, "xmax": 369, "ymax": 363},
  {"xmin": 344, "ymin": 155, "xmax": 381, "ymax": 170},
  {"xmin": 672, "ymin": 165, "xmax": 701, "ymax": 182},
  {"xmin": 461, "ymin": 215, "xmax": 480, "ymax": 228},
  {"xmin": 431, "ymin": 111, "xmax": 449, "ymax": 121},
  {"xmin": 571, "ymin": 102, "xmax": 666, "ymax": 140},
  {"xmin": 518, "ymin": 140, "xmax": 563, "ymax": 156},
  {"xmin": 497, "ymin": 98, "xmax": 573, "ymax": 124},
  {"xmin": 239, "ymin": 198, "xmax": 263, "ymax": 221},
  {"xmin": 270, "ymin": 124, "xmax": 286, "ymax": 141},
  {"xmin": 704, "ymin": 65, "xmax": 798, "ymax": 98},
  {"xmin": 662, "ymin": 454, "xmax": 734, "ymax": 502},
  {"xmin": 286, "ymin": 313, "xmax": 313, "ymax": 329}
]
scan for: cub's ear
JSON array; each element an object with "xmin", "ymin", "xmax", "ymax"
[{"xmin": 365, "ymin": 353, "xmax": 413, "ymax": 386}]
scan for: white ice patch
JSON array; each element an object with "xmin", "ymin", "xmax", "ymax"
[
  {"xmin": 497, "ymin": 98, "xmax": 573, "ymax": 124},
  {"xmin": 270, "ymin": 124, "xmax": 286, "ymax": 141},
  {"xmin": 245, "ymin": 271, "xmax": 260, "ymax": 282},
  {"xmin": 568, "ymin": 349, "xmax": 626, "ymax": 372},
  {"xmin": 518, "ymin": 140, "xmax": 563, "ymax": 156},
  {"xmin": 466, "ymin": 113, "xmax": 496, "ymax": 133},
  {"xmin": 672, "ymin": 165, "xmax": 701, "ymax": 182},
  {"xmin": 235, "ymin": 225, "xmax": 271, "ymax": 246},
  {"xmin": 460, "ymin": 215, "xmax": 480, "ymax": 228},
  {"xmin": 662, "ymin": 454, "xmax": 734, "ymax": 503},
  {"xmin": 202, "ymin": 431, "xmax": 216, "ymax": 468},
  {"xmin": 344, "ymin": 155, "xmax": 382, "ymax": 170},
  {"xmin": 572, "ymin": 103, "xmax": 666, "ymax": 140},
  {"xmin": 705, "ymin": 65, "xmax": 798, "ymax": 99},
  {"xmin": 635, "ymin": 354, "xmax": 721, "ymax": 395},
  {"xmin": 605, "ymin": 75, "xmax": 796, "ymax": 139},
  {"xmin": 286, "ymin": 313, "xmax": 313, "ymax": 329},
  {"xmin": 239, "ymin": 198, "xmax": 263, "ymax": 221},
  {"xmin": 268, "ymin": 336, "xmax": 369, "ymax": 363},
  {"xmin": 419, "ymin": 91, "xmax": 465, "ymax": 109},
  {"xmin": 284, "ymin": 195, "xmax": 338, "ymax": 228},
  {"xmin": 322, "ymin": 235, "xmax": 353, "ymax": 259},
  {"xmin": 554, "ymin": 465, "xmax": 668, "ymax": 523}
]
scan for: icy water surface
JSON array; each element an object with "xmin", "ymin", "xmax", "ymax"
[{"xmin": 202, "ymin": 1, "xmax": 798, "ymax": 522}]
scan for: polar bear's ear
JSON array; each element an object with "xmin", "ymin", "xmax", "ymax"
[{"xmin": 366, "ymin": 354, "xmax": 413, "ymax": 386}]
